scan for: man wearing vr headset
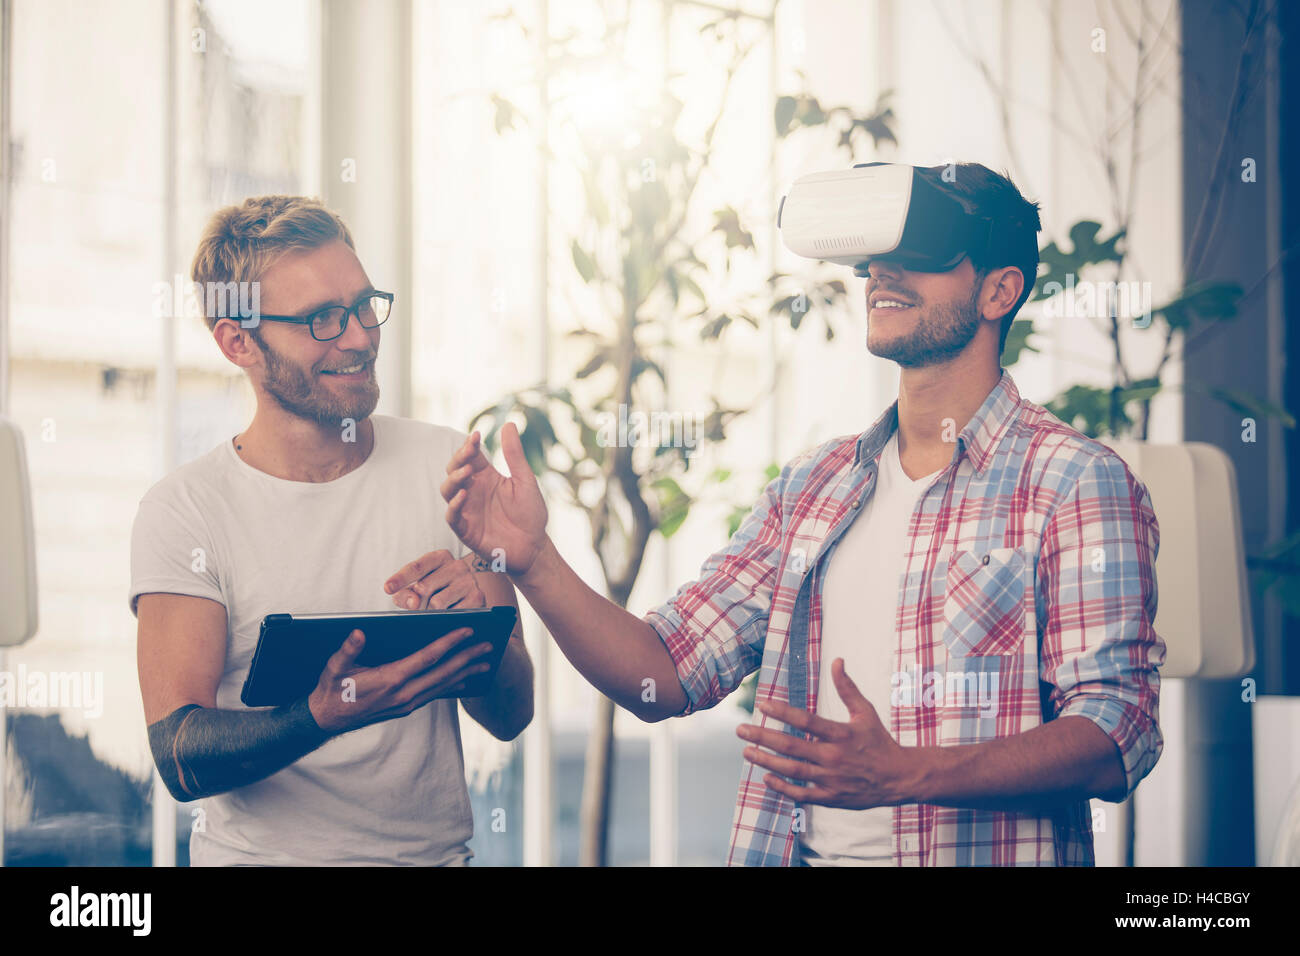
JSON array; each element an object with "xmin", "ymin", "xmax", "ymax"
[{"xmin": 434, "ymin": 162, "xmax": 1163, "ymax": 866}]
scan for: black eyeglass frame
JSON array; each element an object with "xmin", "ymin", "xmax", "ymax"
[{"xmin": 253, "ymin": 291, "xmax": 395, "ymax": 342}]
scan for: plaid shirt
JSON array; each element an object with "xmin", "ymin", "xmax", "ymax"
[{"xmin": 644, "ymin": 369, "xmax": 1164, "ymax": 866}]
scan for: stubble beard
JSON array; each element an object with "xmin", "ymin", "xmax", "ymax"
[
  {"xmin": 253, "ymin": 330, "xmax": 380, "ymax": 428},
  {"xmin": 867, "ymin": 284, "xmax": 983, "ymax": 369}
]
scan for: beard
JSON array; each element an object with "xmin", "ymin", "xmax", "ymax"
[
  {"xmin": 252, "ymin": 329, "xmax": 380, "ymax": 428},
  {"xmin": 867, "ymin": 283, "xmax": 983, "ymax": 368}
]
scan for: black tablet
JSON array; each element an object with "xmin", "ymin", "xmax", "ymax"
[{"xmin": 240, "ymin": 606, "xmax": 518, "ymax": 707}]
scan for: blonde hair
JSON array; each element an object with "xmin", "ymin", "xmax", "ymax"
[{"xmin": 190, "ymin": 195, "xmax": 354, "ymax": 330}]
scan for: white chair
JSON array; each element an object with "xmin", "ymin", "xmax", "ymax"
[
  {"xmin": 0, "ymin": 415, "xmax": 38, "ymax": 647},
  {"xmin": 1100, "ymin": 439, "xmax": 1254, "ymax": 679}
]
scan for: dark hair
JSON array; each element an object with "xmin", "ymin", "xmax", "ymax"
[{"xmin": 916, "ymin": 163, "xmax": 1041, "ymax": 357}]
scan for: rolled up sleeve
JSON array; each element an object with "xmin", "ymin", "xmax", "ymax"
[
  {"xmin": 644, "ymin": 471, "xmax": 785, "ymax": 716},
  {"xmin": 1038, "ymin": 450, "xmax": 1165, "ymax": 802}
]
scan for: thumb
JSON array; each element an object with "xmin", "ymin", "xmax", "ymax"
[
  {"xmin": 501, "ymin": 422, "xmax": 538, "ymax": 485},
  {"xmin": 831, "ymin": 658, "xmax": 873, "ymax": 719},
  {"xmin": 329, "ymin": 629, "xmax": 365, "ymax": 672}
]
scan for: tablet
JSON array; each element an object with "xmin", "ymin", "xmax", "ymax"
[{"xmin": 240, "ymin": 606, "xmax": 518, "ymax": 708}]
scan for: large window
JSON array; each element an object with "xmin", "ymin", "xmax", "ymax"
[{"xmin": 2, "ymin": 0, "xmax": 315, "ymax": 865}]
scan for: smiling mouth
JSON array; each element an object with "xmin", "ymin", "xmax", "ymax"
[
  {"xmin": 871, "ymin": 299, "xmax": 915, "ymax": 312},
  {"xmin": 320, "ymin": 360, "xmax": 372, "ymax": 377}
]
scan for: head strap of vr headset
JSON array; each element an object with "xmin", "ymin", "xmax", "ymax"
[{"xmin": 864, "ymin": 162, "xmax": 1035, "ymax": 272}]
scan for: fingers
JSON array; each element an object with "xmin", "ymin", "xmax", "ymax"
[
  {"xmin": 743, "ymin": 744, "xmax": 831, "ymax": 785},
  {"xmin": 445, "ymin": 487, "xmax": 469, "ymax": 529},
  {"xmin": 755, "ymin": 698, "xmax": 852, "ymax": 742},
  {"xmin": 369, "ymin": 659, "xmax": 486, "ymax": 722},
  {"xmin": 439, "ymin": 464, "xmax": 474, "ymax": 506},
  {"xmin": 830, "ymin": 658, "xmax": 873, "ymax": 718},
  {"xmin": 390, "ymin": 559, "xmax": 457, "ymax": 610},
  {"xmin": 325, "ymin": 629, "xmax": 366, "ymax": 676},
  {"xmin": 440, "ymin": 433, "xmax": 492, "ymax": 504},
  {"xmin": 427, "ymin": 576, "xmax": 482, "ymax": 610},
  {"xmin": 386, "ymin": 626, "xmax": 475, "ymax": 682},
  {"xmin": 445, "ymin": 430, "xmax": 487, "ymax": 476},
  {"xmin": 389, "ymin": 555, "xmax": 484, "ymax": 610},
  {"xmin": 384, "ymin": 549, "xmax": 454, "ymax": 598},
  {"xmin": 401, "ymin": 642, "xmax": 494, "ymax": 702},
  {"xmin": 500, "ymin": 422, "xmax": 538, "ymax": 485},
  {"xmin": 736, "ymin": 722, "xmax": 828, "ymax": 763},
  {"xmin": 399, "ymin": 574, "xmax": 478, "ymax": 611},
  {"xmin": 454, "ymin": 579, "xmax": 488, "ymax": 609},
  {"xmin": 759, "ymin": 774, "xmax": 837, "ymax": 805}
]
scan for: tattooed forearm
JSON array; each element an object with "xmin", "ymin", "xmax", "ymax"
[{"xmin": 147, "ymin": 697, "xmax": 333, "ymax": 802}]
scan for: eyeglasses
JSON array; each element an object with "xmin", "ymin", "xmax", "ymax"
[{"xmin": 254, "ymin": 291, "xmax": 394, "ymax": 342}]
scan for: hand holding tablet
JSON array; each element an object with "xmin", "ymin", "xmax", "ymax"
[{"xmin": 240, "ymin": 607, "xmax": 518, "ymax": 732}]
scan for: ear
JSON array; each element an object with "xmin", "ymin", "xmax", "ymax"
[
  {"xmin": 981, "ymin": 265, "xmax": 1025, "ymax": 322},
  {"xmin": 212, "ymin": 317, "xmax": 264, "ymax": 371}
]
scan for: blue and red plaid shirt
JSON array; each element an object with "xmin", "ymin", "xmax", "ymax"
[{"xmin": 644, "ymin": 369, "xmax": 1164, "ymax": 865}]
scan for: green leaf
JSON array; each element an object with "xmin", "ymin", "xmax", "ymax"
[
  {"xmin": 857, "ymin": 109, "xmax": 897, "ymax": 149},
  {"xmin": 1250, "ymin": 530, "xmax": 1300, "ymax": 615},
  {"xmin": 1044, "ymin": 384, "xmax": 1120, "ymax": 438},
  {"xmin": 571, "ymin": 240, "xmax": 597, "ymax": 283},
  {"xmin": 1001, "ymin": 318, "xmax": 1040, "ymax": 367},
  {"xmin": 726, "ymin": 504, "xmax": 749, "ymax": 539},
  {"xmin": 735, "ymin": 672, "xmax": 757, "ymax": 714},
  {"xmin": 1199, "ymin": 385, "xmax": 1297, "ymax": 428},
  {"xmin": 674, "ymin": 268, "xmax": 706, "ymax": 305},
  {"xmin": 652, "ymin": 476, "xmax": 691, "ymax": 539},
  {"xmin": 490, "ymin": 94, "xmax": 522, "ymax": 134},
  {"xmin": 1154, "ymin": 280, "xmax": 1244, "ymax": 331},
  {"xmin": 651, "ymin": 476, "xmax": 684, "ymax": 496},
  {"xmin": 658, "ymin": 507, "xmax": 689, "ymax": 539},
  {"xmin": 579, "ymin": 419, "xmax": 605, "ymax": 467},
  {"xmin": 797, "ymin": 95, "xmax": 826, "ymax": 127},
  {"xmin": 1121, "ymin": 378, "xmax": 1161, "ymax": 405},
  {"xmin": 575, "ymin": 347, "xmax": 610, "ymax": 379},
  {"xmin": 774, "ymin": 95, "xmax": 798, "ymax": 136},
  {"xmin": 632, "ymin": 356, "xmax": 666, "ymax": 385},
  {"xmin": 700, "ymin": 314, "xmax": 732, "ymax": 340},
  {"xmin": 1032, "ymin": 220, "xmax": 1126, "ymax": 302},
  {"xmin": 713, "ymin": 207, "xmax": 755, "ymax": 250}
]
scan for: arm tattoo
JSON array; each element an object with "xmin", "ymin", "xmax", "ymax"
[{"xmin": 147, "ymin": 697, "xmax": 333, "ymax": 802}]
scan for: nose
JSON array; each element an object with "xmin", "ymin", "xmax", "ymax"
[
  {"xmin": 335, "ymin": 310, "xmax": 375, "ymax": 353},
  {"xmin": 861, "ymin": 258, "xmax": 905, "ymax": 281}
]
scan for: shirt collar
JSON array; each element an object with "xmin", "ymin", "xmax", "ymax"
[{"xmin": 852, "ymin": 368, "xmax": 1022, "ymax": 478}]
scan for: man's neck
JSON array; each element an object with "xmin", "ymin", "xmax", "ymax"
[
  {"xmin": 232, "ymin": 406, "xmax": 375, "ymax": 483},
  {"xmin": 894, "ymin": 358, "xmax": 1001, "ymax": 480}
]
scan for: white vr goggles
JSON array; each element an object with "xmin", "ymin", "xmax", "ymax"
[{"xmin": 778, "ymin": 162, "xmax": 1034, "ymax": 274}]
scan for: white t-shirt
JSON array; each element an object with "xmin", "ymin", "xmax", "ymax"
[
  {"xmin": 800, "ymin": 431, "xmax": 941, "ymax": 866},
  {"xmin": 129, "ymin": 414, "xmax": 476, "ymax": 866}
]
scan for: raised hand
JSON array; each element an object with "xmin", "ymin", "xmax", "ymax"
[{"xmin": 440, "ymin": 422, "xmax": 549, "ymax": 577}]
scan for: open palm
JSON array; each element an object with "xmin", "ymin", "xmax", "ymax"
[{"xmin": 441, "ymin": 422, "xmax": 548, "ymax": 575}]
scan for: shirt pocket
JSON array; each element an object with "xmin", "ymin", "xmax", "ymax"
[{"xmin": 941, "ymin": 546, "xmax": 1030, "ymax": 657}]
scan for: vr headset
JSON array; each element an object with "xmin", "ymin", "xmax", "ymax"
[{"xmin": 777, "ymin": 162, "xmax": 1035, "ymax": 274}]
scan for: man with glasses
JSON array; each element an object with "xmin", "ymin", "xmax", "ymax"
[{"xmin": 130, "ymin": 195, "xmax": 533, "ymax": 866}]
